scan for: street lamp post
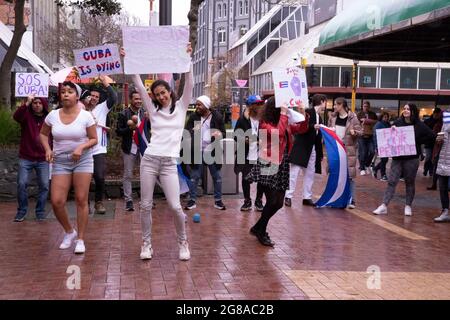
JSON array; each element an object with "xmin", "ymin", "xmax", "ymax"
[
  {"xmin": 351, "ymin": 60, "xmax": 359, "ymax": 112},
  {"xmin": 159, "ymin": 0, "xmax": 172, "ymax": 25}
]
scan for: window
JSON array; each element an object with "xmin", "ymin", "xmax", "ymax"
[
  {"xmin": 441, "ymin": 69, "xmax": 450, "ymax": 90},
  {"xmin": 288, "ymin": 20, "xmax": 296, "ymax": 39},
  {"xmin": 239, "ymin": 1, "xmax": 243, "ymax": 15},
  {"xmin": 280, "ymin": 24, "xmax": 288, "ymax": 39},
  {"xmin": 306, "ymin": 66, "xmax": 321, "ymax": 87},
  {"xmin": 270, "ymin": 9, "xmax": 282, "ymax": 32},
  {"xmin": 341, "ymin": 67, "xmax": 352, "ymax": 87},
  {"xmin": 266, "ymin": 40, "xmax": 279, "ymax": 59},
  {"xmin": 218, "ymin": 4, "xmax": 222, "ymax": 18},
  {"xmin": 245, "ymin": 0, "xmax": 249, "ymax": 15},
  {"xmin": 400, "ymin": 68, "xmax": 418, "ymax": 89},
  {"xmin": 359, "ymin": 67, "xmax": 377, "ymax": 88},
  {"xmin": 223, "ymin": 4, "xmax": 227, "ymax": 17},
  {"xmin": 381, "ymin": 67, "xmax": 399, "ymax": 88},
  {"xmin": 282, "ymin": 7, "xmax": 290, "ymax": 19},
  {"xmin": 247, "ymin": 33, "xmax": 258, "ymax": 54},
  {"xmin": 218, "ymin": 28, "xmax": 226, "ymax": 44},
  {"xmin": 419, "ymin": 68, "xmax": 436, "ymax": 89},
  {"xmin": 322, "ymin": 67, "xmax": 340, "ymax": 87},
  {"xmin": 258, "ymin": 22, "xmax": 270, "ymax": 42},
  {"xmin": 253, "ymin": 47, "xmax": 266, "ymax": 72}
]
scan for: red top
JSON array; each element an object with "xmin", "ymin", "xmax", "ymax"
[{"xmin": 259, "ymin": 113, "xmax": 309, "ymax": 165}]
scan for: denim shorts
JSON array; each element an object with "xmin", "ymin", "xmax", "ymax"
[{"xmin": 52, "ymin": 151, "xmax": 94, "ymax": 176}]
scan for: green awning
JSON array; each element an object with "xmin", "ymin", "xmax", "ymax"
[{"xmin": 315, "ymin": 0, "xmax": 450, "ymax": 62}]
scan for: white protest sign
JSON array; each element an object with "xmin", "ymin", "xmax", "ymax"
[
  {"xmin": 15, "ymin": 73, "xmax": 49, "ymax": 98},
  {"xmin": 122, "ymin": 26, "xmax": 190, "ymax": 74},
  {"xmin": 376, "ymin": 126, "xmax": 416, "ymax": 158},
  {"xmin": 272, "ymin": 67, "xmax": 308, "ymax": 108},
  {"xmin": 73, "ymin": 44, "xmax": 122, "ymax": 79}
]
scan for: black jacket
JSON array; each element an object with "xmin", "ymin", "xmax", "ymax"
[
  {"xmin": 185, "ymin": 110, "xmax": 226, "ymax": 169},
  {"xmin": 289, "ymin": 108, "xmax": 323, "ymax": 174},
  {"xmin": 233, "ymin": 113, "xmax": 258, "ymax": 173},
  {"xmin": 392, "ymin": 117, "xmax": 435, "ymax": 161},
  {"xmin": 116, "ymin": 107, "xmax": 150, "ymax": 154}
]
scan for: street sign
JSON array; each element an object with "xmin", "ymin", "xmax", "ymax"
[{"xmin": 235, "ymin": 79, "xmax": 248, "ymax": 88}]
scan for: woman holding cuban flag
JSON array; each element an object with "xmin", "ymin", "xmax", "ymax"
[{"xmin": 326, "ymin": 97, "xmax": 363, "ymax": 209}]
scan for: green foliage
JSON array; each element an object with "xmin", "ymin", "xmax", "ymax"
[
  {"xmin": 0, "ymin": 109, "xmax": 20, "ymax": 146},
  {"xmin": 55, "ymin": 0, "xmax": 122, "ymax": 16}
]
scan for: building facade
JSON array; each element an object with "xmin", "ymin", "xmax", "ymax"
[
  {"xmin": 250, "ymin": 0, "xmax": 450, "ymax": 116},
  {"xmin": 0, "ymin": 0, "xmax": 58, "ymax": 69},
  {"xmin": 193, "ymin": 0, "xmax": 275, "ymax": 98}
]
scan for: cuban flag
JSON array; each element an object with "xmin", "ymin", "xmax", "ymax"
[
  {"xmin": 315, "ymin": 126, "xmax": 352, "ymax": 208},
  {"xmin": 444, "ymin": 112, "xmax": 450, "ymax": 124},
  {"xmin": 177, "ymin": 165, "xmax": 190, "ymax": 194},
  {"xmin": 133, "ymin": 117, "xmax": 150, "ymax": 156}
]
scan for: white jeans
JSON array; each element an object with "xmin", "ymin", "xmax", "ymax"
[
  {"xmin": 140, "ymin": 154, "xmax": 187, "ymax": 244},
  {"xmin": 285, "ymin": 149, "xmax": 316, "ymax": 200}
]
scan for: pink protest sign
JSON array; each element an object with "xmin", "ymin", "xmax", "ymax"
[{"xmin": 376, "ymin": 126, "xmax": 416, "ymax": 158}]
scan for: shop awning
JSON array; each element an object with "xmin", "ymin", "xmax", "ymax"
[{"xmin": 314, "ymin": 0, "xmax": 450, "ymax": 62}]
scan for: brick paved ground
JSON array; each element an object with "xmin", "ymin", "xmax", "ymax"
[{"xmin": 0, "ymin": 171, "xmax": 448, "ymax": 300}]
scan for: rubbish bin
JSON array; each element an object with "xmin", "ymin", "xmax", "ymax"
[{"xmin": 204, "ymin": 137, "xmax": 239, "ymax": 195}]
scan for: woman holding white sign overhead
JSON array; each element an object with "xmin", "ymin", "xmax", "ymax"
[
  {"xmin": 122, "ymin": 44, "xmax": 193, "ymax": 261},
  {"xmin": 373, "ymin": 103, "xmax": 435, "ymax": 216}
]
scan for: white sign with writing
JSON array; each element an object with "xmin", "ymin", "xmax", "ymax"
[
  {"xmin": 73, "ymin": 44, "xmax": 122, "ymax": 79},
  {"xmin": 272, "ymin": 67, "xmax": 308, "ymax": 108},
  {"xmin": 122, "ymin": 26, "xmax": 190, "ymax": 74},
  {"xmin": 376, "ymin": 126, "xmax": 416, "ymax": 158},
  {"xmin": 15, "ymin": 73, "xmax": 49, "ymax": 98}
]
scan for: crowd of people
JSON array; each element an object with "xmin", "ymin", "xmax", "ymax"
[{"xmin": 12, "ymin": 45, "xmax": 448, "ymax": 259}]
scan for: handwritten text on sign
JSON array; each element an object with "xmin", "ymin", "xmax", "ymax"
[
  {"xmin": 272, "ymin": 67, "xmax": 308, "ymax": 108},
  {"xmin": 15, "ymin": 73, "xmax": 49, "ymax": 98},
  {"xmin": 73, "ymin": 44, "xmax": 122, "ymax": 79},
  {"xmin": 122, "ymin": 26, "xmax": 190, "ymax": 74},
  {"xmin": 376, "ymin": 126, "xmax": 416, "ymax": 158}
]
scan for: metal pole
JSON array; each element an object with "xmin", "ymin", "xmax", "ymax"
[
  {"xmin": 159, "ymin": 0, "xmax": 172, "ymax": 26},
  {"xmin": 351, "ymin": 61, "xmax": 358, "ymax": 113}
]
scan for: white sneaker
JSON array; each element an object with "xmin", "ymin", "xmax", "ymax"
[
  {"xmin": 178, "ymin": 240, "xmax": 191, "ymax": 261},
  {"xmin": 373, "ymin": 204, "xmax": 388, "ymax": 215},
  {"xmin": 74, "ymin": 239, "xmax": 85, "ymax": 254},
  {"xmin": 366, "ymin": 168, "xmax": 372, "ymax": 175},
  {"xmin": 434, "ymin": 209, "xmax": 450, "ymax": 222},
  {"xmin": 360, "ymin": 170, "xmax": 366, "ymax": 176},
  {"xmin": 404, "ymin": 205, "xmax": 412, "ymax": 216},
  {"xmin": 140, "ymin": 242, "xmax": 153, "ymax": 260},
  {"xmin": 59, "ymin": 230, "xmax": 77, "ymax": 249}
]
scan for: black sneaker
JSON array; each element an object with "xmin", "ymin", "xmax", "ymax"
[
  {"xmin": 284, "ymin": 198, "xmax": 292, "ymax": 207},
  {"xmin": 214, "ymin": 200, "xmax": 226, "ymax": 210},
  {"xmin": 125, "ymin": 200, "xmax": 134, "ymax": 211},
  {"xmin": 184, "ymin": 200, "xmax": 196, "ymax": 210},
  {"xmin": 254, "ymin": 198, "xmax": 264, "ymax": 212},
  {"xmin": 240, "ymin": 199, "xmax": 252, "ymax": 211},
  {"xmin": 380, "ymin": 175, "xmax": 388, "ymax": 181},
  {"xmin": 14, "ymin": 215, "xmax": 25, "ymax": 222}
]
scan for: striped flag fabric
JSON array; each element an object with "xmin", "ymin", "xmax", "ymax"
[
  {"xmin": 315, "ymin": 126, "xmax": 352, "ymax": 208},
  {"xmin": 133, "ymin": 117, "xmax": 150, "ymax": 157},
  {"xmin": 443, "ymin": 112, "xmax": 450, "ymax": 124}
]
